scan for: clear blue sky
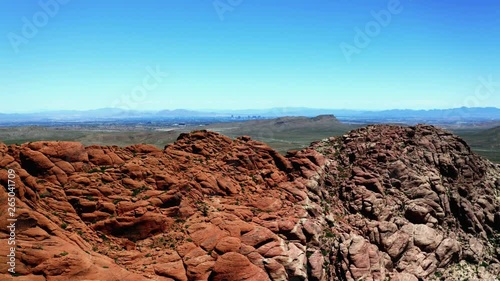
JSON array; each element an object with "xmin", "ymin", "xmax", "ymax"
[{"xmin": 1, "ymin": 0, "xmax": 499, "ymax": 113}]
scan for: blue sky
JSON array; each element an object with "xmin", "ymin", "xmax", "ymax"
[{"xmin": 1, "ymin": 0, "xmax": 499, "ymax": 113}]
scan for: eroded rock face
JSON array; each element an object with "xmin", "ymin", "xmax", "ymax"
[
  {"xmin": 0, "ymin": 126, "xmax": 498, "ymax": 281},
  {"xmin": 313, "ymin": 125, "xmax": 499, "ymax": 280}
]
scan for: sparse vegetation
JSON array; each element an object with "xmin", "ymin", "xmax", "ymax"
[
  {"xmin": 195, "ymin": 201, "xmax": 210, "ymax": 217},
  {"xmin": 88, "ymin": 168, "xmax": 101, "ymax": 173},
  {"xmin": 132, "ymin": 186, "xmax": 148, "ymax": 197},
  {"xmin": 453, "ymin": 127, "xmax": 500, "ymax": 163},
  {"xmin": 324, "ymin": 229, "xmax": 336, "ymax": 238},
  {"xmin": 39, "ymin": 191, "xmax": 52, "ymax": 198},
  {"xmin": 99, "ymin": 234, "xmax": 110, "ymax": 241},
  {"xmin": 321, "ymin": 249, "xmax": 329, "ymax": 257}
]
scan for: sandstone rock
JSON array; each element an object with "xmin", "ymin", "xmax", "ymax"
[
  {"xmin": 435, "ymin": 238, "xmax": 461, "ymax": 267},
  {"xmin": 241, "ymin": 227, "xmax": 277, "ymax": 248},
  {"xmin": 1, "ymin": 126, "xmax": 498, "ymax": 281},
  {"xmin": 402, "ymin": 224, "xmax": 443, "ymax": 252},
  {"xmin": 20, "ymin": 149, "xmax": 55, "ymax": 172},
  {"xmin": 308, "ymin": 250, "xmax": 325, "ymax": 281},
  {"xmin": 215, "ymin": 236, "xmax": 242, "ymax": 253},
  {"xmin": 154, "ymin": 252, "xmax": 188, "ymax": 281},
  {"xmin": 211, "ymin": 252, "xmax": 270, "ymax": 281},
  {"xmin": 183, "ymin": 247, "xmax": 215, "ymax": 280}
]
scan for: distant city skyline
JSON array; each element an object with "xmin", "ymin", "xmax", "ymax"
[{"xmin": 1, "ymin": 0, "xmax": 499, "ymax": 113}]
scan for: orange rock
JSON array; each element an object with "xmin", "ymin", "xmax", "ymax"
[
  {"xmin": 240, "ymin": 227, "xmax": 277, "ymax": 248},
  {"xmin": 211, "ymin": 252, "xmax": 270, "ymax": 281},
  {"xmin": 215, "ymin": 237, "xmax": 242, "ymax": 253}
]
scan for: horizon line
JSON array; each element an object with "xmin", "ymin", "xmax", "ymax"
[{"xmin": 2, "ymin": 106, "xmax": 500, "ymax": 115}]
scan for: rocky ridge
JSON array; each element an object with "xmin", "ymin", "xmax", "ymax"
[{"xmin": 0, "ymin": 124, "xmax": 498, "ymax": 280}]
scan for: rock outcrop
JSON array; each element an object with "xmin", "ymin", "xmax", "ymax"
[{"xmin": 0, "ymin": 125, "xmax": 498, "ymax": 280}]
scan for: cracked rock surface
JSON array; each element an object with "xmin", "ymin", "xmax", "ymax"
[{"xmin": 0, "ymin": 125, "xmax": 498, "ymax": 280}]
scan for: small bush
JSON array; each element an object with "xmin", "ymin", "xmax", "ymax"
[
  {"xmin": 132, "ymin": 187, "xmax": 146, "ymax": 197},
  {"xmin": 325, "ymin": 229, "xmax": 335, "ymax": 238},
  {"xmin": 40, "ymin": 191, "xmax": 51, "ymax": 198}
]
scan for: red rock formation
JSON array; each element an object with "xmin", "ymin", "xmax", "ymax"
[{"xmin": 0, "ymin": 126, "xmax": 498, "ymax": 281}]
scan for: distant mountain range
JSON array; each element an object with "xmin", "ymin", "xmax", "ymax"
[
  {"xmin": 0, "ymin": 107, "xmax": 499, "ymax": 125},
  {"xmin": 220, "ymin": 107, "xmax": 500, "ymax": 120}
]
